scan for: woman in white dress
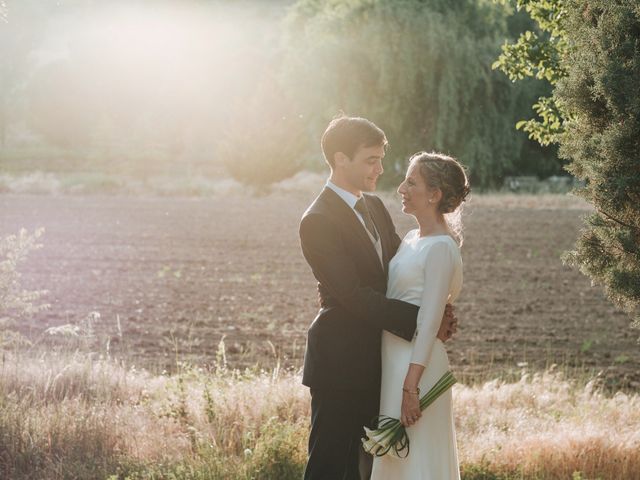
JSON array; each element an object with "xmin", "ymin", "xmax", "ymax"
[{"xmin": 371, "ymin": 152, "xmax": 469, "ymax": 479}]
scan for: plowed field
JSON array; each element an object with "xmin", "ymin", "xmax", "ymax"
[{"xmin": 2, "ymin": 191, "xmax": 638, "ymax": 390}]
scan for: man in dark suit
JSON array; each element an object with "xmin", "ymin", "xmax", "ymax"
[{"xmin": 299, "ymin": 115, "xmax": 457, "ymax": 480}]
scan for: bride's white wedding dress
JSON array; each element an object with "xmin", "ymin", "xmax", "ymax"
[{"xmin": 371, "ymin": 229, "xmax": 462, "ymax": 479}]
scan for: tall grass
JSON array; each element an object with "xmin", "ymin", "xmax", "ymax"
[
  {"xmin": 457, "ymin": 369, "xmax": 640, "ymax": 479},
  {"xmin": 0, "ymin": 349, "xmax": 638, "ymax": 480},
  {"xmin": 0, "ymin": 349, "xmax": 309, "ymax": 479}
]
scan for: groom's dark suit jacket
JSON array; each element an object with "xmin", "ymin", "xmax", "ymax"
[{"xmin": 299, "ymin": 187, "xmax": 418, "ymax": 396}]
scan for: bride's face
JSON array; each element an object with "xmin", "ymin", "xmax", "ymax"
[{"xmin": 397, "ymin": 162, "xmax": 437, "ymax": 216}]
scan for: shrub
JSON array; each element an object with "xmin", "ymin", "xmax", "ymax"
[{"xmin": 0, "ymin": 228, "xmax": 49, "ymax": 348}]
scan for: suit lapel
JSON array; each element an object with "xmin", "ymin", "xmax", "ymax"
[{"xmin": 320, "ymin": 188, "xmax": 385, "ymax": 277}]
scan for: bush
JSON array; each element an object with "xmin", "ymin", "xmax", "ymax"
[
  {"xmin": 249, "ymin": 418, "xmax": 307, "ymax": 480},
  {"xmin": 0, "ymin": 228, "xmax": 49, "ymax": 348}
]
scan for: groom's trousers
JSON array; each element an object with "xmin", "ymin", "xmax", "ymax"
[{"xmin": 304, "ymin": 388, "xmax": 378, "ymax": 480}]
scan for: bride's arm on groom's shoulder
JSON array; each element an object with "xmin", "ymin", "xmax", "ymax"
[
  {"xmin": 410, "ymin": 241, "xmax": 456, "ymax": 367},
  {"xmin": 299, "ymin": 212, "xmax": 417, "ymax": 341}
]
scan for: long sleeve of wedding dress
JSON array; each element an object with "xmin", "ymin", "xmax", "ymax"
[{"xmin": 410, "ymin": 240, "xmax": 456, "ymax": 367}]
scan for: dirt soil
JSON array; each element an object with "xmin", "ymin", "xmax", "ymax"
[{"xmin": 2, "ymin": 192, "xmax": 638, "ymax": 390}]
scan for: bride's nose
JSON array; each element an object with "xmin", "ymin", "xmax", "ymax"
[{"xmin": 397, "ymin": 182, "xmax": 406, "ymax": 195}]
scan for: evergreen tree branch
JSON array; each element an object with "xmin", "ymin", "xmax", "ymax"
[{"xmin": 596, "ymin": 208, "xmax": 640, "ymax": 234}]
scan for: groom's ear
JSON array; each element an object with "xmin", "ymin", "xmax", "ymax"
[{"xmin": 334, "ymin": 151, "xmax": 350, "ymax": 168}]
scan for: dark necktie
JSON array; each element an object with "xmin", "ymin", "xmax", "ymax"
[{"xmin": 354, "ymin": 197, "xmax": 378, "ymax": 241}]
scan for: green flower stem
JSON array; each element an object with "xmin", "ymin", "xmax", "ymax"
[{"xmin": 419, "ymin": 371, "xmax": 457, "ymax": 411}]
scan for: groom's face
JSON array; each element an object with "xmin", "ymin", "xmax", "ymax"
[{"xmin": 340, "ymin": 144, "xmax": 385, "ymax": 193}]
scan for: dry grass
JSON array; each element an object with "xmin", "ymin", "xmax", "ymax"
[
  {"xmin": 1, "ymin": 349, "xmax": 638, "ymax": 479},
  {"xmin": 0, "ymin": 350, "xmax": 309, "ymax": 479},
  {"xmin": 456, "ymin": 369, "xmax": 640, "ymax": 479}
]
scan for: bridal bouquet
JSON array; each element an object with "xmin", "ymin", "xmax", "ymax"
[{"xmin": 361, "ymin": 371, "xmax": 457, "ymax": 459}]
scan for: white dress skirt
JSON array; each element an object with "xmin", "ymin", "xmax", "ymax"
[{"xmin": 371, "ymin": 230, "xmax": 462, "ymax": 480}]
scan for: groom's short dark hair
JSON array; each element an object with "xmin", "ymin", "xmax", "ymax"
[{"xmin": 321, "ymin": 114, "xmax": 388, "ymax": 168}]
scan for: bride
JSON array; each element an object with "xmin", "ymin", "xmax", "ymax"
[{"xmin": 371, "ymin": 152, "xmax": 469, "ymax": 479}]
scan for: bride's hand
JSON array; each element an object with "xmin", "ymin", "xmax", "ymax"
[{"xmin": 400, "ymin": 389, "xmax": 422, "ymax": 427}]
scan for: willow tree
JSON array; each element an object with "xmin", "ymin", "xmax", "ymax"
[
  {"xmin": 557, "ymin": 0, "xmax": 640, "ymax": 329},
  {"xmin": 282, "ymin": 0, "xmax": 557, "ymax": 189}
]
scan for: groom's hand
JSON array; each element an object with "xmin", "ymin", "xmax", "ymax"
[{"xmin": 437, "ymin": 304, "xmax": 457, "ymax": 342}]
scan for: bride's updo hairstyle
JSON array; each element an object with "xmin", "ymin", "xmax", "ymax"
[{"xmin": 409, "ymin": 151, "xmax": 470, "ymax": 245}]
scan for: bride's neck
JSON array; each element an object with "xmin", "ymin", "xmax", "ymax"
[{"xmin": 416, "ymin": 213, "xmax": 448, "ymax": 237}]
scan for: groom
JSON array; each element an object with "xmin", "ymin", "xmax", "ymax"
[{"xmin": 299, "ymin": 115, "xmax": 457, "ymax": 480}]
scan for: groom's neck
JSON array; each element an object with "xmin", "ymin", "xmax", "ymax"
[{"xmin": 329, "ymin": 174, "xmax": 362, "ymax": 197}]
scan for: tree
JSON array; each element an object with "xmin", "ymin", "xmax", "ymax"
[
  {"xmin": 557, "ymin": 0, "xmax": 640, "ymax": 329},
  {"xmin": 282, "ymin": 0, "xmax": 559, "ymax": 189},
  {"xmin": 495, "ymin": 0, "xmax": 640, "ymax": 329},
  {"xmin": 492, "ymin": 0, "xmax": 568, "ymax": 146}
]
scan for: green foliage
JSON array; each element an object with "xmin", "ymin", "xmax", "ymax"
[
  {"xmin": 557, "ymin": 0, "xmax": 640, "ymax": 330},
  {"xmin": 514, "ymin": 94, "xmax": 565, "ymax": 145},
  {"xmin": 492, "ymin": 0, "xmax": 568, "ymax": 145},
  {"xmin": 282, "ymin": 0, "xmax": 559, "ymax": 189},
  {"xmin": 249, "ymin": 418, "xmax": 306, "ymax": 480},
  {"xmin": 460, "ymin": 463, "xmax": 521, "ymax": 479}
]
